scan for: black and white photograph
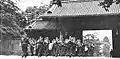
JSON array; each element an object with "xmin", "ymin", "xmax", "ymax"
[{"xmin": 0, "ymin": 0, "xmax": 120, "ymax": 59}]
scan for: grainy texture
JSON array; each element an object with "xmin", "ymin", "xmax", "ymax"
[{"xmin": 41, "ymin": 1, "xmax": 120, "ymax": 17}]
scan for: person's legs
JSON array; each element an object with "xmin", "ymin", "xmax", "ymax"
[
  {"xmin": 22, "ymin": 44, "xmax": 28, "ymax": 58},
  {"xmin": 38, "ymin": 45, "xmax": 42, "ymax": 57},
  {"xmin": 30, "ymin": 45, "xmax": 34, "ymax": 56},
  {"xmin": 35, "ymin": 48, "xmax": 38, "ymax": 56}
]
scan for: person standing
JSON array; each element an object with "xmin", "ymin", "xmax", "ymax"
[
  {"xmin": 49, "ymin": 39, "xmax": 56, "ymax": 56},
  {"xmin": 21, "ymin": 37, "xmax": 29, "ymax": 58},
  {"xmin": 37, "ymin": 36, "xmax": 44, "ymax": 57},
  {"xmin": 76, "ymin": 39, "xmax": 83, "ymax": 56},
  {"xmin": 43, "ymin": 37, "xmax": 50, "ymax": 56},
  {"xmin": 29, "ymin": 38, "xmax": 37, "ymax": 56}
]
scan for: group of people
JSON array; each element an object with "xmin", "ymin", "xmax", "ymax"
[{"xmin": 21, "ymin": 35, "xmax": 111, "ymax": 58}]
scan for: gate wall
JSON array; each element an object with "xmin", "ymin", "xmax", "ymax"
[{"xmin": 0, "ymin": 39, "xmax": 22, "ymax": 55}]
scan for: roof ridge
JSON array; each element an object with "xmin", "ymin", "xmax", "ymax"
[{"xmin": 61, "ymin": 0, "xmax": 101, "ymax": 3}]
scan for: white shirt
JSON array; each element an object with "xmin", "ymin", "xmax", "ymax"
[
  {"xmin": 49, "ymin": 43, "xmax": 53, "ymax": 50},
  {"xmin": 85, "ymin": 46, "xmax": 88, "ymax": 51}
]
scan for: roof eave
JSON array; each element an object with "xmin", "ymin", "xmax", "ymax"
[{"xmin": 39, "ymin": 13, "xmax": 120, "ymax": 18}]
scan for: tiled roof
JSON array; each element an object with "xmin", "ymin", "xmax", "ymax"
[{"xmin": 40, "ymin": 1, "xmax": 120, "ymax": 17}]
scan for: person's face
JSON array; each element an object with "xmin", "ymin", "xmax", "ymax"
[
  {"xmin": 45, "ymin": 37, "xmax": 49, "ymax": 40},
  {"xmin": 39, "ymin": 37, "xmax": 43, "ymax": 40},
  {"xmin": 72, "ymin": 39, "xmax": 75, "ymax": 43},
  {"xmin": 56, "ymin": 37, "xmax": 59, "ymax": 41},
  {"xmin": 52, "ymin": 39, "xmax": 56, "ymax": 43},
  {"xmin": 69, "ymin": 36, "xmax": 72, "ymax": 39},
  {"xmin": 44, "ymin": 39, "xmax": 49, "ymax": 43},
  {"xmin": 65, "ymin": 39, "xmax": 69, "ymax": 43},
  {"xmin": 77, "ymin": 40, "xmax": 81, "ymax": 43}
]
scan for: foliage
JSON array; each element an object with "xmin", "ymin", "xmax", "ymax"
[
  {"xmin": 83, "ymin": 33, "xmax": 102, "ymax": 56},
  {"xmin": 98, "ymin": 0, "xmax": 120, "ymax": 11},
  {"xmin": 0, "ymin": 0, "xmax": 50, "ymax": 40},
  {"xmin": 0, "ymin": 0, "xmax": 23, "ymax": 39},
  {"xmin": 83, "ymin": 33, "xmax": 101, "ymax": 45},
  {"xmin": 23, "ymin": 5, "xmax": 49, "ymax": 26}
]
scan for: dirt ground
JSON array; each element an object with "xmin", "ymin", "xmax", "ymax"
[{"xmin": 0, "ymin": 56, "xmax": 118, "ymax": 59}]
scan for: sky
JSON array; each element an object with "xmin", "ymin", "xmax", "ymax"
[{"xmin": 11, "ymin": 0, "xmax": 52, "ymax": 11}]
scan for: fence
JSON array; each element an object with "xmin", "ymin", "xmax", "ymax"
[{"xmin": 0, "ymin": 39, "xmax": 22, "ymax": 55}]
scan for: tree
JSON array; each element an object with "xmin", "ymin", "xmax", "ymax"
[
  {"xmin": 0, "ymin": 0, "xmax": 23, "ymax": 39},
  {"xmin": 23, "ymin": 5, "xmax": 49, "ymax": 25},
  {"xmin": 98, "ymin": 0, "xmax": 120, "ymax": 11}
]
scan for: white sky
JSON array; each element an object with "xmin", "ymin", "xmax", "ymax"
[{"xmin": 11, "ymin": 0, "xmax": 52, "ymax": 11}]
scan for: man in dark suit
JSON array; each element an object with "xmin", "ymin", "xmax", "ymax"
[
  {"xmin": 21, "ymin": 37, "xmax": 29, "ymax": 58},
  {"xmin": 37, "ymin": 36, "xmax": 44, "ymax": 57}
]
